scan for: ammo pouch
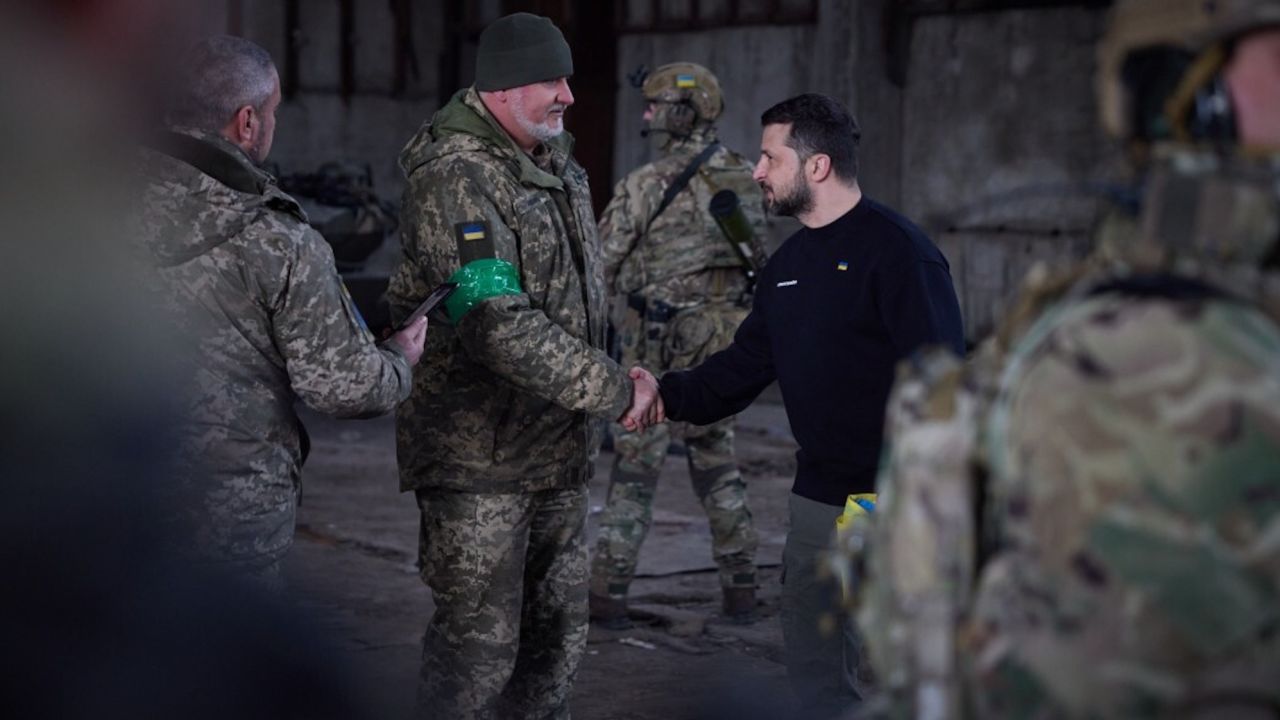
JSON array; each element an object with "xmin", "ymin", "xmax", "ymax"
[
  {"xmin": 627, "ymin": 292, "xmax": 679, "ymax": 367},
  {"xmin": 626, "ymin": 292, "xmax": 678, "ymax": 323},
  {"xmin": 627, "ymin": 294, "xmax": 744, "ymax": 371}
]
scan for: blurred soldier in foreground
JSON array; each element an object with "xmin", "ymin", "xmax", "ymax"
[
  {"xmin": 139, "ymin": 36, "xmax": 427, "ymax": 583},
  {"xmin": 1, "ymin": 5, "xmax": 385, "ymax": 718},
  {"xmin": 852, "ymin": 1, "xmax": 1280, "ymax": 717},
  {"xmin": 590, "ymin": 62, "xmax": 769, "ymax": 628},
  {"xmin": 389, "ymin": 13, "xmax": 661, "ymax": 719}
]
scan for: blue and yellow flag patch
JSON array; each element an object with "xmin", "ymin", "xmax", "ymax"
[
  {"xmin": 675, "ymin": 74, "xmax": 696, "ymax": 88},
  {"xmin": 836, "ymin": 261, "xmax": 849, "ymax": 271},
  {"xmin": 339, "ymin": 281, "xmax": 370, "ymax": 333},
  {"xmin": 454, "ymin": 220, "xmax": 496, "ymax": 265}
]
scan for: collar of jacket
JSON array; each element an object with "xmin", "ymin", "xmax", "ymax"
[
  {"xmin": 153, "ymin": 127, "xmax": 307, "ymax": 225},
  {"xmin": 152, "ymin": 127, "xmax": 273, "ymax": 195},
  {"xmin": 659, "ymin": 124, "xmax": 718, "ymax": 158},
  {"xmin": 405, "ymin": 87, "xmax": 575, "ymax": 191}
]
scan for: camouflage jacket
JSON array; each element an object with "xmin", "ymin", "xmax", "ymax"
[
  {"xmin": 390, "ymin": 88, "xmax": 632, "ymax": 494},
  {"xmin": 140, "ymin": 129, "xmax": 413, "ymax": 568},
  {"xmin": 854, "ymin": 148, "xmax": 1280, "ymax": 718},
  {"xmin": 599, "ymin": 126, "xmax": 769, "ymax": 306}
]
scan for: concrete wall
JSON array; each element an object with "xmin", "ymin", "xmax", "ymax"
[
  {"xmin": 901, "ymin": 7, "xmax": 1123, "ymax": 338},
  {"xmin": 234, "ymin": 1, "xmax": 445, "ymax": 201}
]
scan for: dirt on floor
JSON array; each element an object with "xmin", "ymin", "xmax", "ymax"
[{"xmin": 282, "ymin": 397, "xmax": 804, "ymax": 720}]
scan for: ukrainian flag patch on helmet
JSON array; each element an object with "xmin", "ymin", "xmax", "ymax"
[
  {"xmin": 837, "ymin": 261, "xmax": 849, "ymax": 271},
  {"xmin": 675, "ymin": 73, "xmax": 696, "ymax": 88}
]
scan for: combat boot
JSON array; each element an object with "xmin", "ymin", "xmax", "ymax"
[
  {"xmin": 722, "ymin": 587, "xmax": 758, "ymax": 625},
  {"xmin": 589, "ymin": 592, "xmax": 632, "ymax": 630}
]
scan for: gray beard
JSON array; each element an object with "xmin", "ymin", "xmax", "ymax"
[{"xmin": 511, "ymin": 94, "xmax": 564, "ymax": 143}]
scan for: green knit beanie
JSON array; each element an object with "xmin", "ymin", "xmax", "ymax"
[{"xmin": 475, "ymin": 13, "xmax": 573, "ymax": 91}]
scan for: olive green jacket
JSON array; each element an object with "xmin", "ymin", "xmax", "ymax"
[
  {"xmin": 390, "ymin": 88, "xmax": 632, "ymax": 493},
  {"xmin": 141, "ymin": 129, "xmax": 412, "ymax": 567}
]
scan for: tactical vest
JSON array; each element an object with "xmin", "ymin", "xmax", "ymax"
[
  {"xmin": 854, "ymin": 148, "xmax": 1280, "ymax": 719},
  {"xmin": 614, "ymin": 136, "xmax": 768, "ymax": 304}
]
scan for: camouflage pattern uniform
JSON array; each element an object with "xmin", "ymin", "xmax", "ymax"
[
  {"xmin": 849, "ymin": 2, "xmax": 1280, "ymax": 717},
  {"xmin": 139, "ymin": 128, "xmax": 413, "ymax": 577},
  {"xmin": 389, "ymin": 87, "xmax": 633, "ymax": 719},
  {"xmin": 592, "ymin": 63, "xmax": 769, "ymax": 606}
]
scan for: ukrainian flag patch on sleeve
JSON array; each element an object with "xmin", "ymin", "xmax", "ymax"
[
  {"xmin": 454, "ymin": 220, "xmax": 495, "ymax": 265},
  {"xmin": 339, "ymin": 280, "xmax": 370, "ymax": 334},
  {"xmin": 675, "ymin": 74, "xmax": 696, "ymax": 88},
  {"xmin": 837, "ymin": 260, "xmax": 849, "ymax": 271}
]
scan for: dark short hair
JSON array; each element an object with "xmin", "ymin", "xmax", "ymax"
[{"xmin": 760, "ymin": 93, "xmax": 861, "ymax": 182}]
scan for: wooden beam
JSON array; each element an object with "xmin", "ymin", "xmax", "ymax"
[
  {"xmin": 901, "ymin": 0, "xmax": 1111, "ymax": 15},
  {"xmin": 616, "ymin": 0, "xmax": 815, "ymax": 33},
  {"xmin": 339, "ymin": 0, "xmax": 355, "ymax": 102},
  {"xmin": 227, "ymin": 0, "xmax": 242, "ymax": 36},
  {"xmin": 391, "ymin": 0, "xmax": 417, "ymax": 96},
  {"xmin": 886, "ymin": 0, "xmax": 1112, "ymax": 86},
  {"xmin": 283, "ymin": 0, "xmax": 300, "ymax": 98},
  {"xmin": 439, "ymin": 0, "xmax": 464, "ymax": 100}
]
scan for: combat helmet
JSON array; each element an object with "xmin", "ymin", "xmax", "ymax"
[
  {"xmin": 638, "ymin": 62, "xmax": 723, "ymax": 140},
  {"xmin": 1098, "ymin": 0, "xmax": 1280, "ymax": 144}
]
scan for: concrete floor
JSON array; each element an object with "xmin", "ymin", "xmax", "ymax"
[{"xmin": 282, "ymin": 397, "xmax": 804, "ymax": 719}]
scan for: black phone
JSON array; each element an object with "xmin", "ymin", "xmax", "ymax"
[{"xmin": 395, "ymin": 282, "xmax": 458, "ymax": 332}]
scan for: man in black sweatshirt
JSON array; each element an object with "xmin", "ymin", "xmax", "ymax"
[{"xmin": 658, "ymin": 93, "xmax": 964, "ymax": 718}]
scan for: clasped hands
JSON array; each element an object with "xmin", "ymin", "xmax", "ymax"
[{"xmin": 619, "ymin": 367, "xmax": 664, "ymax": 432}]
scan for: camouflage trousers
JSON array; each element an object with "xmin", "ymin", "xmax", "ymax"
[
  {"xmin": 590, "ymin": 417, "xmax": 758, "ymax": 598},
  {"xmin": 414, "ymin": 485, "xmax": 589, "ymax": 720}
]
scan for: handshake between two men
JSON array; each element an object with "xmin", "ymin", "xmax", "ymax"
[
  {"xmin": 386, "ymin": 315, "xmax": 661, "ymax": 433},
  {"xmin": 619, "ymin": 367, "xmax": 664, "ymax": 433}
]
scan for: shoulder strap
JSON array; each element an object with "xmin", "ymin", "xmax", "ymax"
[
  {"xmin": 1085, "ymin": 272, "xmax": 1233, "ymax": 302},
  {"xmin": 149, "ymin": 131, "xmax": 265, "ymax": 196},
  {"xmin": 648, "ymin": 141, "xmax": 721, "ymax": 226}
]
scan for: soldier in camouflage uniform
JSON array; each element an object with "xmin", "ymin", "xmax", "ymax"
[
  {"xmin": 139, "ymin": 37, "xmax": 426, "ymax": 582},
  {"xmin": 848, "ymin": 1, "xmax": 1280, "ymax": 717},
  {"xmin": 591, "ymin": 62, "xmax": 770, "ymax": 627},
  {"xmin": 388, "ymin": 14, "xmax": 660, "ymax": 720}
]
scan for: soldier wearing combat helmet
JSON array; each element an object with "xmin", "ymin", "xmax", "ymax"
[
  {"xmin": 591, "ymin": 62, "xmax": 769, "ymax": 627},
  {"xmin": 640, "ymin": 62, "xmax": 725, "ymax": 149},
  {"xmin": 848, "ymin": 1, "xmax": 1280, "ymax": 717}
]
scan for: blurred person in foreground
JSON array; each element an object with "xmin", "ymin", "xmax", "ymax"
[
  {"xmin": 850, "ymin": 0, "xmax": 1280, "ymax": 717},
  {"xmin": 656, "ymin": 93, "xmax": 965, "ymax": 718},
  {"xmin": 389, "ymin": 12, "xmax": 662, "ymax": 719},
  {"xmin": 590, "ymin": 61, "xmax": 770, "ymax": 629},
  {"xmin": 0, "ymin": 5, "xmax": 381, "ymax": 719},
  {"xmin": 138, "ymin": 35, "xmax": 428, "ymax": 584}
]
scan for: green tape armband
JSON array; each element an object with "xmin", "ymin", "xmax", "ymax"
[{"xmin": 445, "ymin": 258, "xmax": 523, "ymax": 324}]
